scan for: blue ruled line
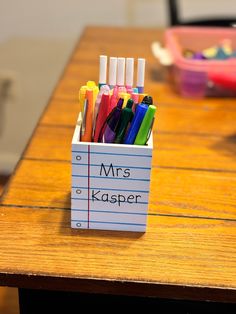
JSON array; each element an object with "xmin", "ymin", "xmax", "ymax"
[
  {"xmin": 72, "ymin": 174, "xmax": 150, "ymax": 182},
  {"xmin": 71, "ymin": 219, "xmax": 146, "ymax": 226},
  {"xmin": 71, "ymin": 197, "xmax": 148, "ymax": 204},
  {"xmin": 71, "ymin": 208, "xmax": 148, "ymax": 215},
  {"xmin": 72, "ymin": 162, "xmax": 151, "ymax": 170},
  {"xmin": 71, "ymin": 186, "xmax": 149, "ymax": 193},
  {"xmin": 72, "ymin": 150, "xmax": 151, "ymax": 158}
]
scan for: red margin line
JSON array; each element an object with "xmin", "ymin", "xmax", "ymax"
[{"xmin": 87, "ymin": 144, "xmax": 90, "ymax": 229}]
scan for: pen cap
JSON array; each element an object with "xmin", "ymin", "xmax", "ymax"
[
  {"xmin": 87, "ymin": 81, "xmax": 96, "ymax": 88},
  {"xmin": 99, "ymin": 55, "xmax": 107, "ymax": 84},
  {"xmin": 134, "ymin": 105, "xmax": 156, "ymax": 145},
  {"xmin": 117, "ymin": 57, "xmax": 125, "ymax": 86},
  {"xmin": 114, "ymin": 99, "xmax": 134, "ymax": 144},
  {"xmin": 109, "ymin": 57, "xmax": 117, "ymax": 87},
  {"xmin": 126, "ymin": 57, "xmax": 134, "ymax": 87},
  {"xmin": 126, "ymin": 98, "xmax": 133, "ymax": 109},
  {"xmin": 101, "ymin": 98, "xmax": 124, "ymax": 143},
  {"xmin": 124, "ymin": 103, "xmax": 148, "ymax": 145},
  {"xmin": 142, "ymin": 95, "xmax": 153, "ymax": 106}
]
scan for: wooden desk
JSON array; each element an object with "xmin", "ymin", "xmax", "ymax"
[{"xmin": 1, "ymin": 27, "xmax": 236, "ymax": 305}]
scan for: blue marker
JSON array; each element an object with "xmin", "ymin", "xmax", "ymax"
[{"xmin": 123, "ymin": 103, "xmax": 148, "ymax": 144}]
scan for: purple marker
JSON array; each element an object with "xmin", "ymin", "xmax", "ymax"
[{"xmin": 101, "ymin": 98, "xmax": 124, "ymax": 143}]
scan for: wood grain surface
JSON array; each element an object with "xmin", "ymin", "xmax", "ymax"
[{"xmin": 1, "ymin": 27, "xmax": 236, "ymax": 302}]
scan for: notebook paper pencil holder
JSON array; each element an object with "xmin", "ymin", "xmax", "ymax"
[{"xmin": 71, "ymin": 113, "xmax": 153, "ymax": 232}]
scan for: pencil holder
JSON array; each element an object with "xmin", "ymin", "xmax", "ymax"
[{"xmin": 71, "ymin": 113, "xmax": 153, "ymax": 232}]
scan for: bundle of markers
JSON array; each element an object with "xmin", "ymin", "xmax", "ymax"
[
  {"xmin": 183, "ymin": 38, "xmax": 236, "ymax": 60},
  {"xmin": 78, "ymin": 55, "xmax": 156, "ymax": 145}
]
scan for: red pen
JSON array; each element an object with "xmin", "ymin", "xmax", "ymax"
[{"xmin": 93, "ymin": 92, "xmax": 110, "ymax": 142}]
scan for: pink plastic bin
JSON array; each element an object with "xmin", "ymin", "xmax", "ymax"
[{"xmin": 165, "ymin": 27, "xmax": 236, "ymax": 98}]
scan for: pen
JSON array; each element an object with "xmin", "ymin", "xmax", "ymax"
[
  {"xmin": 109, "ymin": 57, "xmax": 117, "ymax": 89},
  {"xmin": 114, "ymin": 99, "xmax": 134, "ymax": 144},
  {"xmin": 134, "ymin": 105, "xmax": 156, "ymax": 145},
  {"xmin": 94, "ymin": 91, "xmax": 110, "ymax": 142},
  {"xmin": 123, "ymin": 103, "xmax": 148, "ymax": 145},
  {"xmin": 101, "ymin": 98, "xmax": 124, "ymax": 143},
  {"xmin": 117, "ymin": 57, "xmax": 125, "ymax": 87},
  {"xmin": 99, "ymin": 55, "xmax": 107, "ymax": 89},
  {"xmin": 137, "ymin": 58, "xmax": 145, "ymax": 93},
  {"xmin": 81, "ymin": 89, "xmax": 94, "ymax": 142}
]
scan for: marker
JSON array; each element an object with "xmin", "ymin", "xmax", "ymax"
[
  {"xmin": 124, "ymin": 103, "xmax": 148, "ymax": 145},
  {"xmin": 134, "ymin": 105, "xmax": 156, "ymax": 145},
  {"xmin": 142, "ymin": 95, "xmax": 153, "ymax": 106},
  {"xmin": 99, "ymin": 55, "xmax": 107, "ymax": 89},
  {"xmin": 93, "ymin": 85, "xmax": 110, "ymax": 138},
  {"xmin": 117, "ymin": 57, "xmax": 125, "ymax": 87},
  {"xmin": 137, "ymin": 58, "xmax": 145, "ymax": 93},
  {"xmin": 81, "ymin": 89, "xmax": 94, "ymax": 142},
  {"xmin": 101, "ymin": 98, "xmax": 124, "ymax": 143},
  {"xmin": 126, "ymin": 58, "xmax": 134, "ymax": 89},
  {"xmin": 119, "ymin": 92, "xmax": 130, "ymax": 108},
  {"xmin": 131, "ymin": 92, "xmax": 139, "ymax": 112},
  {"xmin": 81, "ymin": 99, "xmax": 88, "ymax": 138},
  {"xmin": 94, "ymin": 91, "xmax": 110, "ymax": 142},
  {"xmin": 78, "ymin": 85, "xmax": 87, "ymax": 114},
  {"xmin": 138, "ymin": 93, "xmax": 147, "ymax": 103},
  {"xmin": 109, "ymin": 57, "xmax": 117, "ymax": 88},
  {"xmin": 114, "ymin": 99, "xmax": 134, "ymax": 144}
]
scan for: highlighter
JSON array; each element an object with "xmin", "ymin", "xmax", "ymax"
[
  {"xmin": 123, "ymin": 103, "xmax": 148, "ymax": 145},
  {"xmin": 134, "ymin": 105, "xmax": 156, "ymax": 145},
  {"xmin": 78, "ymin": 85, "xmax": 87, "ymax": 114},
  {"xmin": 119, "ymin": 92, "xmax": 130, "ymax": 108},
  {"xmin": 114, "ymin": 99, "xmax": 134, "ymax": 144},
  {"xmin": 94, "ymin": 91, "xmax": 110, "ymax": 142},
  {"xmin": 108, "ymin": 85, "xmax": 119, "ymax": 113},
  {"xmin": 81, "ymin": 89, "xmax": 93, "ymax": 142},
  {"xmin": 93, "ymin": 85, "xmax": 110, "ymax": 139},
  {"xmin": 131, "ymin": 92, "xmax": 139, "ymax": 112},
  {"xmin": 101, "ymin": 98, "xmax": 124, "ymax": 143}
]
